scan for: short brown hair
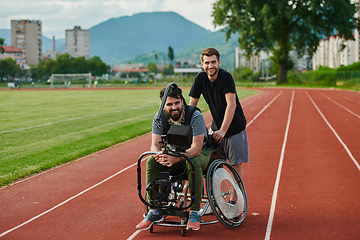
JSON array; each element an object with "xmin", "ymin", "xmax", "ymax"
[{"xmin": 200, "ymin": 48, "xmax": 220, "ymax": 62}]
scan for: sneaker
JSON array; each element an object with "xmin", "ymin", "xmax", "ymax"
[
  {"xmin": 136, "ymin": 209, "xmax": 163, "ymax": 231},
  {"xmin": 186, "ymin": 211, "xmax": 201, "ymax": 231}
]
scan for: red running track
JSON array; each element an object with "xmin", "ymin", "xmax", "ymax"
[{"xmin": 1, "ymin": 88, "xmax": 359, "ymax": 239}]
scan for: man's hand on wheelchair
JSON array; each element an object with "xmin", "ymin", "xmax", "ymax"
[
  {"xmin": 213, "ymin": 129, "xmax": 226, "ymax": 143},
  {"xmin": 154, "ymin": 150, "xmax": 180, "ymax": 167}
]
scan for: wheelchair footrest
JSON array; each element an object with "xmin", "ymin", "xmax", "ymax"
[{"xmin": 160, "ymin": 209, "xmax": 189, "ymax": 218}]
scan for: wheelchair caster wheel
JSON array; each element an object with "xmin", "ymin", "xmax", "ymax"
[{"xmin": 180, "ymin": 228, "xmax": 186, "ymax": 236}]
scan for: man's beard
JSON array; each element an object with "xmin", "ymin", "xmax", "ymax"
[
  {"xmin": 169, "ymin": 108, "xmax": 183, "ymax": 121},
  {"xmin": 205, "ymin": 67, "xmax": 219, "ymax": 77}
]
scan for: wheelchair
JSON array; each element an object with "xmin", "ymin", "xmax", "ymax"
[{"xmin": 136, "ymin": 83, "xmax": 248, "ymax": 236}]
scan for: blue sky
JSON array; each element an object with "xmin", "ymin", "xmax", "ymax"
[{"xmin": 0, "ymin": 0, "xmax": 219, "ymax": 39}]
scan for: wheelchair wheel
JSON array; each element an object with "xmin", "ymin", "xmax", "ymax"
[{"xmin": 206, "ymin": 160, "xmax": 248, "ymax": 228}]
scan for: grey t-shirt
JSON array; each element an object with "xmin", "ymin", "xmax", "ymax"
[{"xmin": 152, "ymin": 108, "xmax": 208, "ymax": 147}]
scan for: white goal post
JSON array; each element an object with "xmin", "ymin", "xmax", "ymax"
[{"xmin": 48, "ymin": 73, "xmax": 92, "ymax": 88}]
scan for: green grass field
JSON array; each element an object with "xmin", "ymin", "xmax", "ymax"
[{"xmin": 0, "ymin": 88, "xmax": 257, "ymax": 186}]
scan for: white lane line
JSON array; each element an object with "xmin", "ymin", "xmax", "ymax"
[
  {"xmin": 0, "ymin": 104, "xmax": 158, "ymax": 135},
  {"xmin": 126, "ymin": 230, "xmax": 141, "ymax": 240},
  {"xmin": 264, "ymin": 90, "xmax": 294, "ymax": 240},
  {"xmin": 205, "ymin": 91, "xmax": 282, "ymax": 129},
  {"xmin": 247, "ymin": 91, "xmax": 283, "ymax": 128},
  {"xmin": 242, "ymin": 90, "xmax": 272, "ymax": 108},
  {"xmin": 306, "ymin": 91, "xmax": 360, "ymax": 171},
  {"xmin": 343, "ymin": 96, "xmax": 360, "ymax": 105},
  {"xmin": 0, "ymin": 159, "xmax": 147, "ymax": 238},
  {"xmin": 318, "ymin": 91, "xmax": 360, "ymax": 119}
]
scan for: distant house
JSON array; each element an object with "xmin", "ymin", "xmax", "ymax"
[
  {"xmin": 42, "ymin": 50, "xmax": 63, "ymax": 60},
  {"xmin": 174, "ymin": 61, "xmax": 202, "ymax": 76},
  {"xmin": 42, "ymin": 36, "xmax": 63, "ymax": 61},
  {"xmin": 0, "ymin": 45, "xmax": 25, "ymax": 68}
]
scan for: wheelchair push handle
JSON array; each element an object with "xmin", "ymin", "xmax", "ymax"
[{"xmin": 156, "ymin": 82, "xmax": 176, "ymax": 121}]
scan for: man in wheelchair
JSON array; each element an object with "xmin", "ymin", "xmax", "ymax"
[{"xmin": 136, "ymin": 85, "xmax": 213, "ymax": 231}]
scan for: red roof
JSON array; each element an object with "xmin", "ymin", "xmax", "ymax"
[{"xmin": 2, "ymin": 46, "xmax": 23, "ymax": 53}]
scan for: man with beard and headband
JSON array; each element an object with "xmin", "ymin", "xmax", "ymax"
[
  {"xmin": 189, "ymin": 48, "xmax": 249, "ymax": 183},
  {"xmin": 136, "ymin": 84, "xmax": 213, "ymax": 231}
]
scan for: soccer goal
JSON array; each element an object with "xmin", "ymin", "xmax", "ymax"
[{"xmin": 48, "ymin": 73, "xmax": 92, "ymax": 88}]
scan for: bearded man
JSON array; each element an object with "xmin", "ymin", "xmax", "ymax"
[{"xmin": 136, "ymin": 84, "xmax": 212, "ymax": 231}]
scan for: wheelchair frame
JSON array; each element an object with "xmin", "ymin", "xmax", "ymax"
[{"xmin": 136, "ymin": 82, "xmax": 248, "ymax": 236}]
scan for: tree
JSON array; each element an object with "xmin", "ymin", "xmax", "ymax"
[
  {"xmin": 212, "ymin": 0, "xmax": 360, "ymax": 84},
  {"xmin": 52, "ymin": 53, "xmax": 73, "ymax": 74},
  {"xmin": 87, "ymin": 56, "xmax": 108, "ymax": 76},
  {"xmin": 163, "ymin": 64, "xmax": 174, "ymax": 76},
  {"xmin": 0, "ymin": 58, "xmax": 21, "ymax": 80},
  {"xmin": 168, "ymin": 46, "xmax": 174, "ymax": 64},
  {"xmin": 147, "ymin": 62, "xmax": 157, "ymax": 75},
  {"xmin": 30, "ymin": 59, "xmax": 48, "ymax": 79},
  {"xmin": 0, "ymin": 37, "xmax": 5, "ymax": 54}
]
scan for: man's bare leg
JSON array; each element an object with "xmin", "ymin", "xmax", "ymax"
[
  {"xmin": 229, "ymin": 163, "xmax": 243, "ymax": 203},
  {"xmin": 233, "ymin": 163, "xmax": 243, "ymax": 179}
]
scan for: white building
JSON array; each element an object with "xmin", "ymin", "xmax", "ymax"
[
  {"xmin": 236, "ymin": 47, "xmax": 311, "ymax": 74},
  {"xmin": 353, "ymin": 0, "xmax": 360, "ymax": 62},
  {"xmin": 235, "ymin": 47, "xmax": 263, "ymax": 72},
  {"xmin": 312, "ymin": 36, "xmax": 356, "ymax": 70},
  {"xmin": 313, "ymin": 0, "xmax": 359, "ymax": 70},
  {"xmin": 65, "ymin": 26, "xmax": 90, "ymax": 59},
  {"xmin": 11, "ymin": 19, "xmax": 42, "ymax": 65}
]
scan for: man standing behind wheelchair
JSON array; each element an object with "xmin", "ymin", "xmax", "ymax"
[
  {"xmin": 189, "ymin": 47, "xmax": 249, "ymax": 181},
  {"xmin": 136, "ymin": 85, "xmax": 213, "ymax": 231}
]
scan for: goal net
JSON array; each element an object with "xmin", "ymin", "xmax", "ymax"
[{"xmin": 48, "ymin": 73, "xmax": 92, "ymax": 88}]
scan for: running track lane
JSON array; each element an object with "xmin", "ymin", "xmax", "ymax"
[{"xmin": 0, "ymin": 88, "xmax": 359, "ymax": 239}]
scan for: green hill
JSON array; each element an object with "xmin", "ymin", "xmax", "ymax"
[
  {"xmin": 89, "ymin": 11, "xmax": 211, "ymax": 65},
  {"xmin": 129, "ymin": 30, "xmax": 240, "ymax": 71}
]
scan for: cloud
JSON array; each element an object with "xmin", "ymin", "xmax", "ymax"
[{"xmin": 0, "ymin": 0, "xmax": 219, "ymax": 39}]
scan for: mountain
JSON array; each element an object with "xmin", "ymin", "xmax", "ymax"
[
  {"xmin": 1, "ymin": 29, "xmax": 65, "ymax": 52},
  {"xmin": 42, "ymin": 37, "xmax": 65, "ymax": 52},
  {"xmin": 0, "ymin": 29, "xmax": 11, "ymax": 45},
  {"xmin": 89, "ymin": 11, "xmax": 211, "ymax": 65},
  {"xmin": 130, "ymin": 30, "xmax": 240, "ymax": 71},
  {"xmin": 167, "ymin": 30, "xmax": 239, "ymax": 71}
]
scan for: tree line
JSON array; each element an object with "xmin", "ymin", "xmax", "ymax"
[
  {"xmin": 0, "ymin": 45, "xmax": 109, "ymax": 81},
  {"xmin": 31, "ymin": 54, "xmax": 109, "ymax": 80}
]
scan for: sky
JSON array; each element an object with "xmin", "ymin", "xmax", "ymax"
[{"xmin": 0, "ymin": 0, "xmax": 220, "ymax": 39}]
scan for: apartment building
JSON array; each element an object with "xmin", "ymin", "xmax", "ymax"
[
  {"xmin": 11, "ymin": 19, "xmax": 42, "ymax": 66},
  {"xmin": 235, "ymin": 47, "xmax": 262, "ymax": 72},
  {"xmin": 66, "ymin": 26, "xmax": 90, "ymax": 59},
  {"xmin": 0, "ymin": 46, "xmax": 25, "ymax": 67},
  {"xmin": 312, "ymin": 36, "xmax": 356, "ymax": 70},
  {"xmin": 313, "ymin": 0, "xmax": 359, "ymax": 70}
]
